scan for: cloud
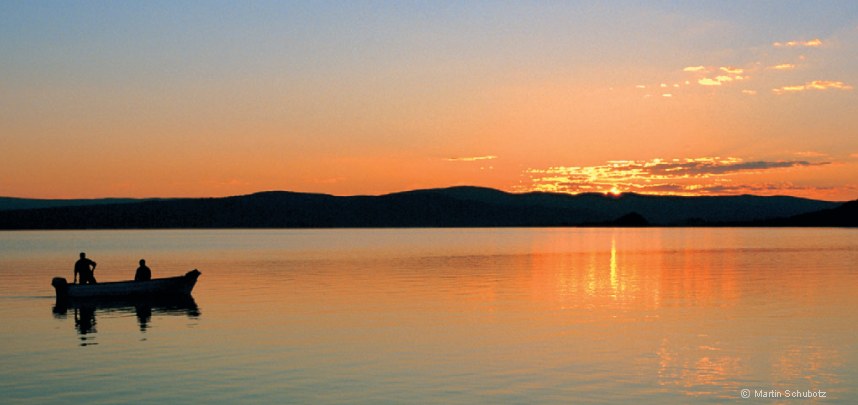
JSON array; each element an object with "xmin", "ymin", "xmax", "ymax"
[
  {"xmin": 521, "ymin": 157, "xmax": 831, "ymax": 196},
  {"xmin": 640, "ymin": 158, "xmax": 823, "ymax": 176},
  {"xmin": 773, "ymin": 80, "xmax": 853, "ymax": 94},
  {"xmin": 697, "ymin": 75, "xmax": 744, "ymax": 86},
  {"xmin": 698, "ymin": 78, "xmax": 723, "ymax": 86},
  {"xmin": 742, "ymin": 90, "xmax": 757, "ymax": 96},
  {"xmin": 773, "ymin": 38, "xmax": 823, "ymax": 48},
  {"xmin": 520, "ymin": 179, "xmax": 841, "ymax": 197},
  {"xmin": 807, "ymin": 81, "xmax": 852, "ymax": 90},
  {"xmin": 770, "ymin": 63, "xmax": 796, "ymax": 70},
  {"xmin": 688, "ymin": 64, "xmax": 746, "ymax": 87},
  {"xmin": 445, "ymin": 155, "xmax": 498, "ymax": 162},
  {"xmin": 636, "ymin": 65, "xmax": 748, "ymax": 95}
]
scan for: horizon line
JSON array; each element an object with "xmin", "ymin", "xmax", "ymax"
[{"xmin": 2, "ymin": 185, "xmax": 852, "ymax": 203}]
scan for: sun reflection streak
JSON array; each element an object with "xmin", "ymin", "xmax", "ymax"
[{"xmin": 609, "ymin": 235, "xmax": 618, "ymax": 298}]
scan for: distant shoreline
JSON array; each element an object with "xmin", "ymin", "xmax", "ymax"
[{"xmin": 0, "ymin": 186, "xmax": 855, "ymax": 230}]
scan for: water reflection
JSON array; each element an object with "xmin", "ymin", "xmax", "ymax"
[
  {"xmin": 517, "ymin": 229, "xmax": 851, "ymax": 400},
  {"xmin": 14, "ymin": 229, "xmax": 852, "ymax": 402},
  {"xmin": 53, "ymin": 296, "xmax": 200, "ymax": 345}
]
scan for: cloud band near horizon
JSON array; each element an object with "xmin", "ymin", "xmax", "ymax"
[{"xmin": 520, "ymin": 157, "xmax": 834, "ymax": 196}]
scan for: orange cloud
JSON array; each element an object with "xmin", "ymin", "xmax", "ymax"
[
  {"xmin": 698, "ymin": 75, "xmax": 744, "ymax": 86},
  {"xmin": 773, "ymin": 80, "xmax": 853, "ymax": 94},
  {"xmin": 773, "ymin": 38, "xmax": 823, "ymax": 48},
  {"xmin": 770, "ymin": 63, "xmax": 796, "ymax": 70},
  {"xmin": 698, "ymin": 78, "xmax": 723, "ymax": 86},
  {"xmin": 521, "ymin": 157, "xmax": 831, "ymax": 196},
  {"xmin": 445, "ymin": 155, "xmax": 498, "ymax": 162},
  {"xmin": 687, "ymin": 64, "xmax": 746, "ymax": 87},
  {"xmin": 640, "ymin": 65, "xmax": 748, "ymax": 94},
  {"xmin": 720, "ymin": 66, "xmax": 744, "ymax": 74}
]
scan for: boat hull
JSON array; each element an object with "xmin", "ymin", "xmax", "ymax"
[{"xmin": 52, "ymin": 269, "xmax": 201, "ymax": 299}]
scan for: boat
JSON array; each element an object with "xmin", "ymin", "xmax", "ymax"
[{"xmin": 52, "ymin": 269, "xmax": 201, "ymax": 299}]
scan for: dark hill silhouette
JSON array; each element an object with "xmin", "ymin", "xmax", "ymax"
[
  {"xmin": 411, "ymin": 187, "xmax": 838, "ymax": 224},
  {"xmin": 0, "ymin": 186, "xmax": 848, "ymax": 229},
  {"xmin": 610, "ymin": 212, "xmax": 651, "ymax": 227},
  {"xmin": 0, "ymin": 197, "xmax": 156, "ymax": 211},
  {"xmin": 753, "ymin": 199, "xmax": 858, "ymax": 227}
]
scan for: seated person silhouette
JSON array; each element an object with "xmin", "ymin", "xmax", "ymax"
[
  {"xmin": 74, "ymin": 252, "xmax": 97, "ymax": 284},
  {"xmin": 135, "ymin": 259, "xmax": 151, "ymax": 281}
]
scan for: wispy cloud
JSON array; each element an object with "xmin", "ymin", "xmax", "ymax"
[
  {"xmin": 773, "ymin": 38, "xmax": 823, "ymax": 48},
  {"xmin": 698, "ymin": 78, "xmax": 723, "ymax": 86},
  {"xmin": 639, "ymin": 34, "xmax": 850, "ymax": 100},
  {"xmin": 698, "ymin": 75, "xmax": 744, "ymax": 86},
  {"xmin": 720, "ymin": 66, "xmax": 744, "ymax": 74},
  {"xmin": 770, "ymin": 63, "xmax": 796, "ymax": 70},
  {"xmin": 623, "ymin": 158, "xmax": 819, "ymax": 176},
  {"xmin": 521, "ymin": 157, "xmax": 830, "ymax": 196},
  {"xmin": 773, "ymin": 80, "xmax": 853, "ymax": 94},
  {"xmin": 445, "ymin": 155, "xmax": 498, "ymax": 162},
  {"xmin": 678, "ymin": 65, "xmax": 748, "ymax": 88}
]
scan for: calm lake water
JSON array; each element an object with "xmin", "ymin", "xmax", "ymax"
[{"xmin": 0, "ymin": 228, "xmax": 855, "ymax": 404}]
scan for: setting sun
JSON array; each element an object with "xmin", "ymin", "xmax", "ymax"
[{"xmin": 609, "ymin": 186, "xmax": 622, "ymax": 196}]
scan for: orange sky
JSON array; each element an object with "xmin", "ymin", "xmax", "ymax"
[{"xmin": 2, "ymin": 3, "xmax": 857, "ymax": 200}]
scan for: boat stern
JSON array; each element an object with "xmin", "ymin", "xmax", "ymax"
[{"xmin": 51, "ymin": 277, "xmax": 69, "ymax": 299}]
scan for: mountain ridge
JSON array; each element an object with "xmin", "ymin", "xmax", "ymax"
[{"xmin": 0, "ymin": 186, "xmax": 851, "ymax": 229}]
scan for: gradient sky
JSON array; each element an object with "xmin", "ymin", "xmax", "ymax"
[{"xmin": 2, "ymin": 1, "xmax": 857, "ymax": 200}]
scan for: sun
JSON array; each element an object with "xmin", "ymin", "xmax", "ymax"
[{"xmin": 608, "ymin": 186, "xmax": 622, "ymax": 196}]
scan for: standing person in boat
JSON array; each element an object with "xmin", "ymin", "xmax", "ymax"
[
  {"xmin": 74, "ymin": 252, "xmax": 97, "ymax": 284},
  {"xmin": 135, "ymin": 259, "xmax": 151, "ymax": 281}
]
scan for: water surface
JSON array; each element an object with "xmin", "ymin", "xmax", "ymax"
[{"xmin": 0, "ymin": 228, "xmax": 855, "ymax": 403}]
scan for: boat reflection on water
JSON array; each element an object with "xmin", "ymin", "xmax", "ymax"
[{"xmin": 52, "ymin": 296, "xmax": 200, "ymax": 345}]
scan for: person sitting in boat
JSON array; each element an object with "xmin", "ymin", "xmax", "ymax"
[
  {"xmin": 74, "ymin": 252, "xmax": 97, "ymax": 284},
  {"xmin": 135, "ymin": 259, "xmax": 151, "ymax": 281}
]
